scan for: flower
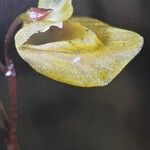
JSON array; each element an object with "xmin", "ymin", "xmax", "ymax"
[{"xmin": 15, "ymin": 0, "xmax": 144, "ymax": 87}]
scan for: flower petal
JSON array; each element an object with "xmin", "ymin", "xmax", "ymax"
[
  {"xmin": 15, "ymin": 21, "xmax": 63, "ymax": 49},
  {"xmin": 38, "ymin": 0, "xmax": 73, "ymax": 22},
  {"xmin": 15, "ymin": 17, "xmax": 143, "ymax": 87}
]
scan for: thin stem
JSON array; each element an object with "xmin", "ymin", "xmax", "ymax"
[
  {"xmin": 4, "ymin": 17, "xmax": 22, "ymax": 65},
  {"xmin": 0, "ymin": 62, "xmax": 6, "ymax": 73},
  {"xmin": 0, "ymin": 16, "xmax": 23, "ymax": 150},
  {"xmin": 5, "ymin": 64, "xmax": 18, "ymax": 150},
  {"xmin": 0, "ymin": 102, "xmax": 9, "ymax": 130}
]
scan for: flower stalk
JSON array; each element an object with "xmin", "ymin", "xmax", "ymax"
[{"xmin": 0, "ymin": 17, "xmax": 22, "ymax": 150}]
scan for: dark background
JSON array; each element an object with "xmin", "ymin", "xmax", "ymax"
[{"xmin": 0, "ymin": 0, "xmax": 150, "ymax": 150}]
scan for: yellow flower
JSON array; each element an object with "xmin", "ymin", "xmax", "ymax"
[{"xmin": 15, "ymin": 0, "xmax": 144, "ymax": 87}]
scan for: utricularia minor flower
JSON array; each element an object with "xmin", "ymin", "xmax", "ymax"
[{"xmin": 15, "ymin": 0, "xmax": 144, "ymax": 87}]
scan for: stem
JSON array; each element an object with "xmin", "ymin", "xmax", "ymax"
[
  {"xmin": 4, "ymin": 17, "xmax": 22, "ymax": 65},
  {"xmin": 0, "ymin": 102, "xmax": 9, "ymax": 130},
  {"xmin": 5, "ymin": 63, "xmax": 18, "ymax": 150},
  {"xmin": 0, "ymin": 16, "xmax": 22, "ymax": 150},
  {"xmin": 0, "ymin": 62, "xmax": 6, "ymax": 73}
]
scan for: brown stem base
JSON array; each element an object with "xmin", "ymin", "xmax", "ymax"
[
  {"xmin": 0, "ymin": 16, "xmax": 22, "ymax": 150},
  {"xmin": 5, "ymin": 65, "xmax": 18, "ymax": 150},
  {"xmin": 0, "ymin": 61, "xmax": 19, "ymax": 150},
  {"xmin": 5, "ymin": 128, "xmax": 18, "ymax": 150}
]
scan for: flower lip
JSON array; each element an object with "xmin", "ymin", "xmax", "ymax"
[{"xmin": 27, "ymin": 7, "xmax": 53, "ymax": 22}]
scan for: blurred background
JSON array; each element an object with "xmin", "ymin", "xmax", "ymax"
[{"xmin": 0, "ymin": 0, "xmax": 150, "ymax": 150}]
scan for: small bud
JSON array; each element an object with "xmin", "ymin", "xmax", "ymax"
[
  {"xmin": 21, "ymin": 7, "xmax": 53, "ymax": 23},
  {"xmin": 5, "ymin": 63, "xmax": 16, "ymax": 77}
]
